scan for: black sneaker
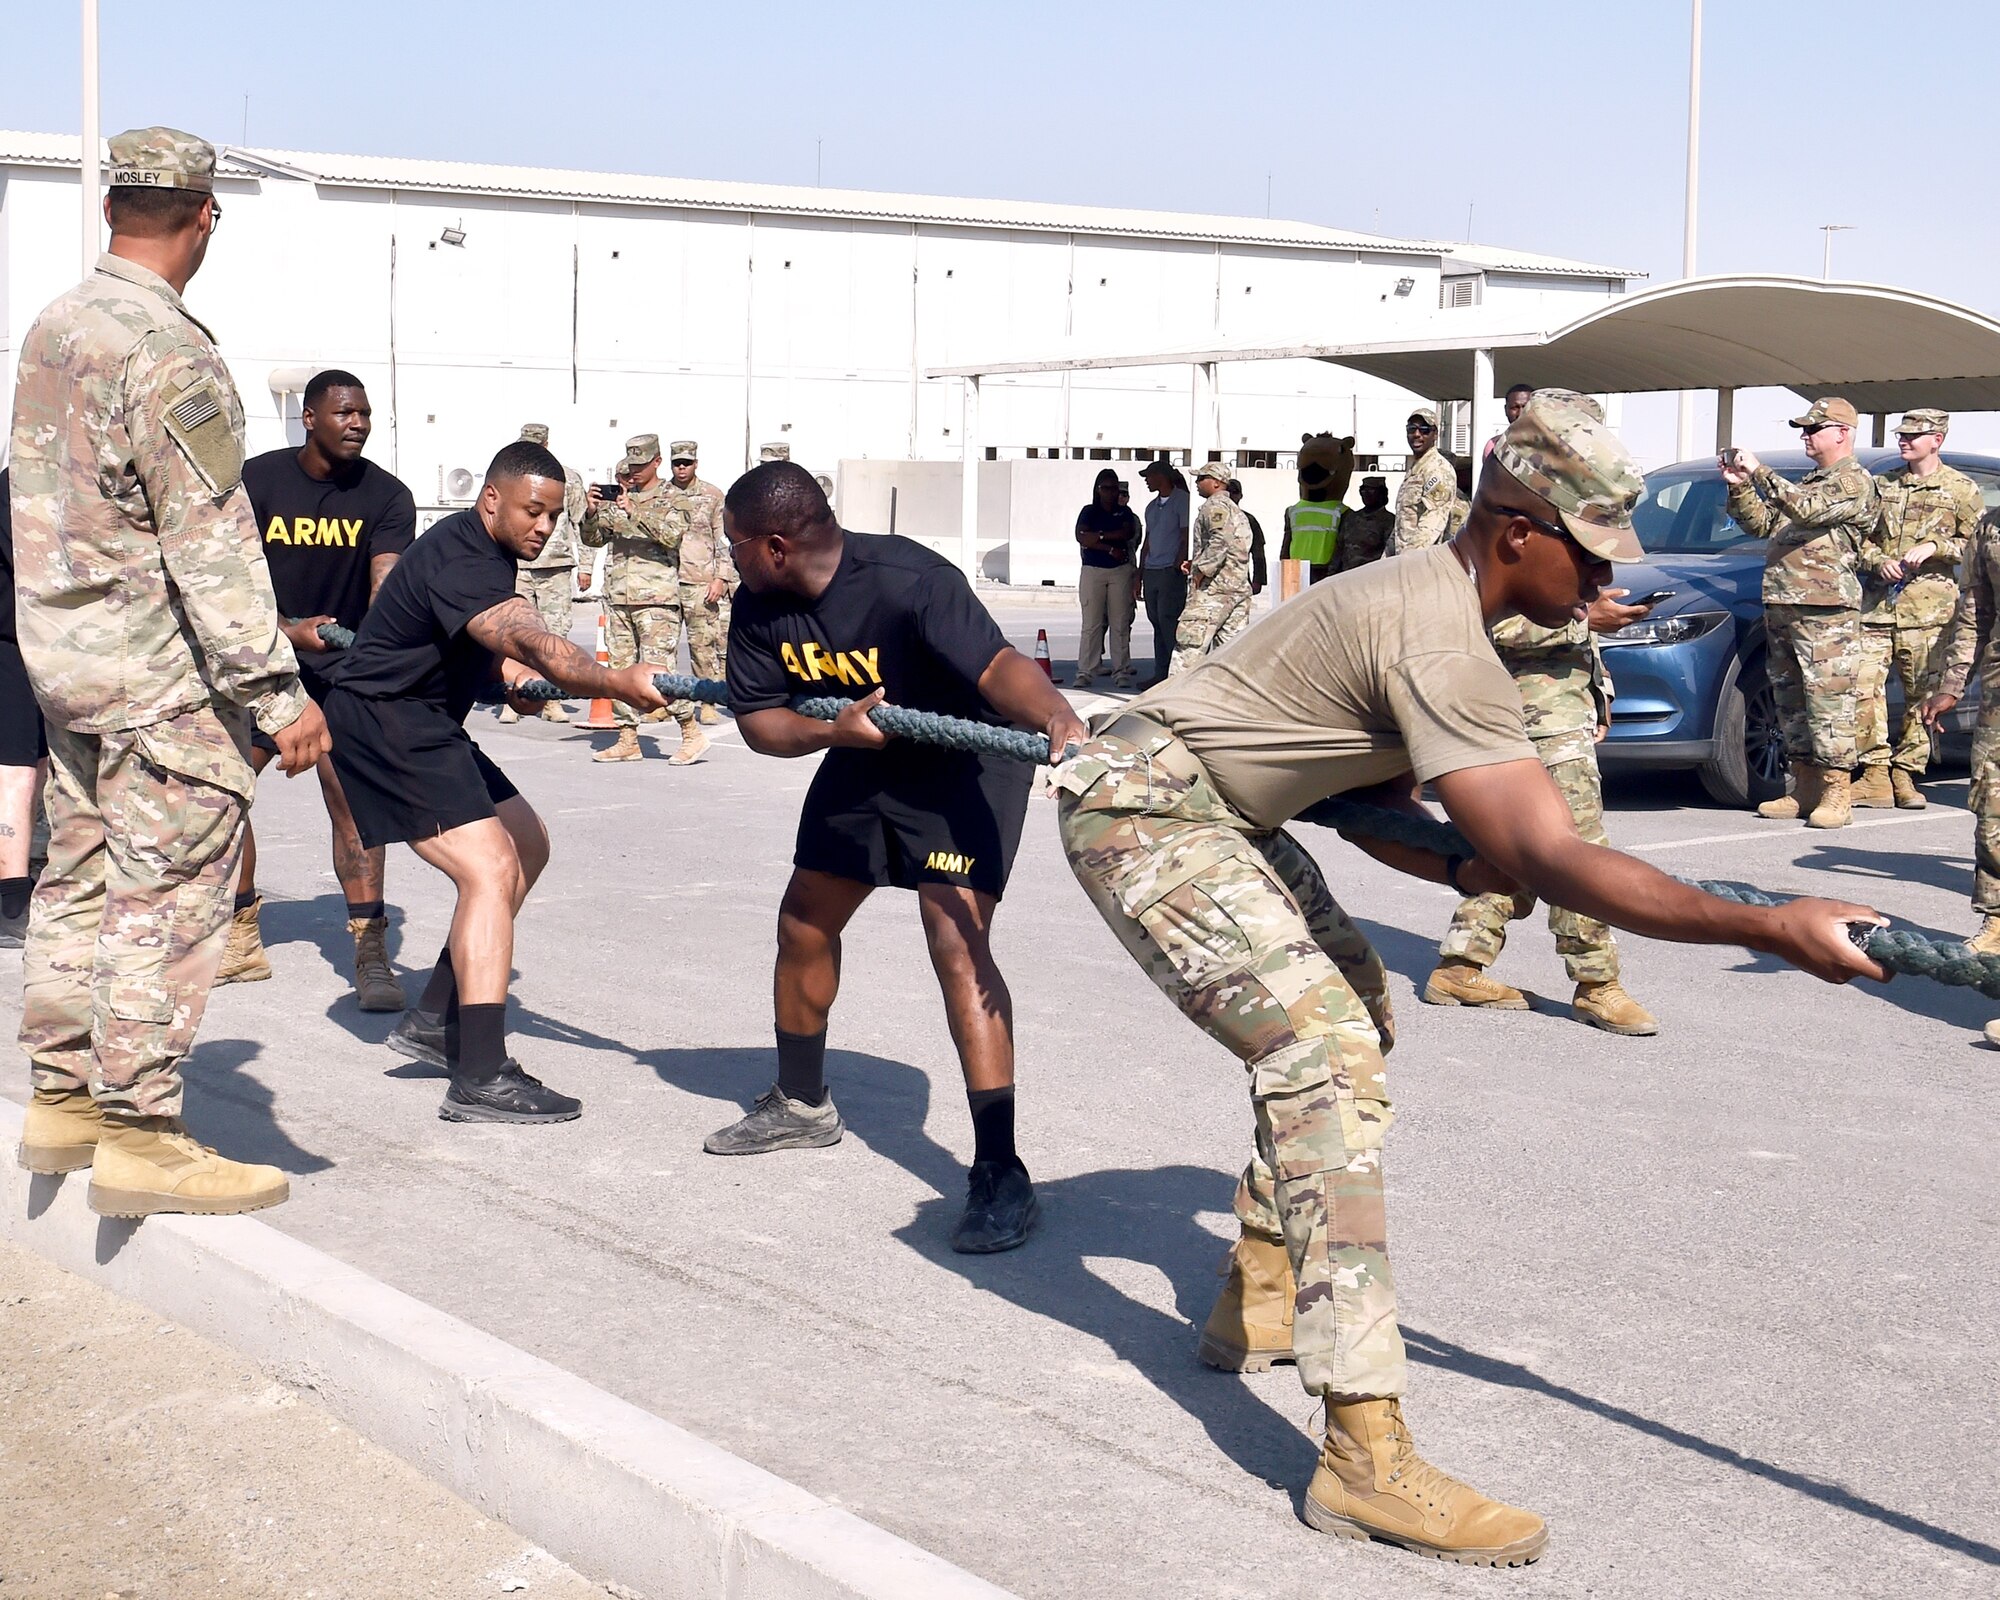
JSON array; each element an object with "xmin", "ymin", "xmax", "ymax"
[
  {"xmin": 0, "ymin": 906, "xmax": 25, "ymax": 949},
  {"xmin": 387, "ymin": 1007, "xmax": 447, "ymax": 1069},
  {"xmin": 439, "ymin": 1061, "xmax": 581, "ymax": 1124},
  {"xmin": 702, "ymin": 1086, "xmax": 843, "ymax": 1155},
  {"xmin": 951, "ymin": 1159, "xmax": 1038, "ymax": 1254}
]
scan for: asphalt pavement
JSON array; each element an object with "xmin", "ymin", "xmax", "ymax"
[{"xmin": 2, "ymin": 597, "xmax": 1994, "ymax": 1599}]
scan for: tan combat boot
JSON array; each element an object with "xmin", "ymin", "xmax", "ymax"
[
  {"xmin": 1422, "ymin": 959, "xmax": 1527, "ymax": 1010},
  {"xmin": 594, "ymin": 727, "xmax": 643, "ymax": 763},
  {"xmin": 1572, "ymin": 979, "xmax": 1659, "ymax": 1037},
  {"xmin": 1304, "ymin": 1397, "xmax": 1546, "ymax": 1566},
  {"xmin": 540, "ymin": 701, "xmax": 570, "ymax": 724},
  {"xmin": 1892, "ymin": 768, "xmax": 1927, "ymax": 809},
  {"xmin": 1757, "ymin": 764, "xmax": 1818, "ymax": 820},
  {"xmin": 348, "ymin": 917, "xmax": 406, "ymax": 1013},
  {"xmin": 88, "ymin": 1119, "xmax": 290, "ymax": 1217},
  {"xmin": 1806, "ymin": 768, "xmax": 1852, "ymax": 829},
  {"xmin": 215, "ymin": 897, "xmax": 271, "ymax": 985},
  {"xmin": 1984, "ymin": 1018, "xmax": 2000, "ymax": 1048},
  {"xmin": 1849, "ymin": 766, "xmax": 1893, "ymax": 808},
  {"xmin": 497, "ymin": 704, "xmax": 521, "ymax": 725},
  {"xmin": 1198, "ymin": 1233, "xmax": 1295, "ymax": 1372},
  {"xmin": 641, "ymin": 706, "xmax": 671, "ymax": 724},
  {"xmin": 669, "ymin": 720, "xmax": 710, "ymax": 767},
  {"xmin": 1964, "ymin": 917, "xmax": 2000, "ymax": 958},
  {"xmin": 698, "ymin": 704, "xmax": 722, "ymax": 726},
  {"xmin": 18, "ymin": 1087, "xmax": 105, "ymax": 1174}
]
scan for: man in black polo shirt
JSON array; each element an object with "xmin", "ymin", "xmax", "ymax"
[
  {"xmin": 702, "ymin": 464, "xmax": 1086, "ymax": 1252},
  {"xmin": 322, "ymin": 441, "xmax": 666, "ymax": 1122},
  {"xmin": 223, "ymin": 370, "xmax": 415, "ymax": 1010}
]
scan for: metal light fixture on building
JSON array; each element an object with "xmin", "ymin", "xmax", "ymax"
[
  {"xmin": 439, "ymin": 223, "xmax": 467, "ymax": 247},
  {"xmin": 1393, "ymin": 276, "xmax": 1415, "ymax": 295}
]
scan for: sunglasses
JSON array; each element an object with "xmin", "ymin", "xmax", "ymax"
[
  {"xmin": 1492, "ymin": 504, "xmax": 1590, "ymax": 554},
  {"xmin": 207, "ymin": 197, "xmax": 222, "ymax": 231},
  {"xmin": 1798, "ymin": 422, "xmax": 1845, "ymax": 438}
]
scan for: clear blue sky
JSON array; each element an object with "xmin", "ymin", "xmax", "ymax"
[{"xmin": 13, "ymin": 1, "xmax": 2000, "ymax": 460}]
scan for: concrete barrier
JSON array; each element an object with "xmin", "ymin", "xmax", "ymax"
[{"xmin": 0, "ymin": 1099, "xmax": 1016, "ymax": 1600}]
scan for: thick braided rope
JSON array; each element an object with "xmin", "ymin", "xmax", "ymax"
[{"xmin": 1299, "ymin": 797, "xmax": 2000, "ymax": 999}]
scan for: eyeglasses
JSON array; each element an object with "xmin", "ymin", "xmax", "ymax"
[
  {"xmin": 207, "ymin": 197, "xmax": 222, "ymax": 231},
  {"xmin": 726, "ymin": 531, "xmax": 770, "ymax": 551},
  {"xmin": 1491, "ymin": 504, "xmax": 1588, "ymax": 553}
]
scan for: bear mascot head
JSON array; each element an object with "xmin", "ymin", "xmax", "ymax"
[{"xmin": 1297, "ymin": 432, "xmax": 1355, "ymax": 503}]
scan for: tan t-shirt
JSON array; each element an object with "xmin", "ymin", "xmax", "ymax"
[{"xmin": 1130, "ymin": 544, "xmax": 1535, "ymax": 828}]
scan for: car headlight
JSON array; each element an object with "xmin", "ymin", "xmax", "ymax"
[{"xmin": 1599, "ymin": 610, "xmax": 1729, "ymax": 647}]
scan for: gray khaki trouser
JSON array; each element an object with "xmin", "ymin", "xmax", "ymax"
[
  {"xmin": 1141, "ymin": 567, "xmax": 1188, "ymax": 683},
  {"xmin": 1077, "ymin": 562, "xmax": 1136, "ymax": 681}
]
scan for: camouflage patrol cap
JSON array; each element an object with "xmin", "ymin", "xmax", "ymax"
[
  {"xmin": 620, "ymin": 432, "xmax": 661, "ymax": 469},
  {"xmin": 518, "ymin": 423, "xmax": 551, "ymax": 445},
  {"xmin": 1407, "ymin": 408, "xmax": 1439, "ymax": 429},
  {"xmin": 1493, "ymin": 391, "xmax": 1646, "ymax": 563},
  {"xmin": 1788, "ymin": 396, "xmax": 1859, "ymax": 430},
  {"xmin": 669, "ymin": 439, "xmax": 698, "ymax": 461},
  {"xmin": 759, "ymin": 442, "xmax": 791, "ymax": 462},
  {"xmin": 107, "ymin": 126, "xmax": 216, "ymax": 193},
  {"xmin": 1895, "ymin": 407, "xmax": 1950, "ymax": 437},
  {"xmin": 1193, "ymin": 460, "xmax": 1232, "ymax": 486}
]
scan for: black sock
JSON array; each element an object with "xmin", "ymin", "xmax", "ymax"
[
  {"xmin": 453, "ymin": 1002, "xmax": 508, "ymax": 1081},
  {"xmin": 776, "ymin": 1027, "xmax": 827, "ymax": 1105},
  {"xmin": 0, "ymin": 877, "xmax": 30, "ymax": 920},
  {"xmin": 417, "ymin": 946, "xmax": 456, "ymax": 1017},
  {"xmin": 232, "ymin": 887, "xmax": 257, "ymax": 914},
  {"xmin": 346, "ymin": 899, "xmax": 385, "ymax": 924},
  {"xmin": 967, "ymin": 1086, "xmax": 1018, "ymax": 1168}
]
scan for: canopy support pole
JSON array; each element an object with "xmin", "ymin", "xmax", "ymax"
[
  {"xmin": 1189, "ymin": 361, "xmax": 1217, "ymax": 466},
  {"xmin": 1714, "ymin": 387, "xmax": 1735, "ymax": 452},
  {"xmin": 958, "ymin": 375, "xmax": 981, "ymax": 581},
  {"xmin": 1871, "ymin": 413, "xmax": 1887, "ymax": 448},
  {"xmin": 1468, "ymin": 347, "xmax": 1495, "ymax": 466}
]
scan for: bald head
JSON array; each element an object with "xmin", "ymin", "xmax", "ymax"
[{"xmin": 724, "ymin": 461, "xmax": 835, "ymax": 541}]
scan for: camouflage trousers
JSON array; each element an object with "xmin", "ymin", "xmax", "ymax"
[
  {"xmin": 1168, "ymin": 580, "xmax": 1251, "ymax": 677},
  {"xmin": 1057, "ymin": 714, "xmax": 1405, "ymax": 1399},
  {"xmin": 1968, "ymin": 696, "xmax": 2000, "ymax": 916},
  {"xmin": 1765, "ymin": 604, "xmax": 1859, "ymax": 769},
  {"xmin": 22, "ymin": 706, "xmax": 253, "ymax": 1120},
  {"xmin": 1439, "ymin": 738, "xmax": 1618, "ymax": 983},
  {"xmin": 679, "ymin": 581, "xmax": 732, "ymax": 683},
  {"xmin": 605, "ymin": 601, "xmax": 694, "ymax": 728},
  {"xmin": 517, "ymin": 566, "xmax": 575, "ymax": 641},
  {"xmin": 1856, "ymin": 623, "xmax": 1943, "ymax": 774}
]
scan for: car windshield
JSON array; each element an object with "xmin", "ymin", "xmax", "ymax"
[{"xmin": 1633, "ymin": 470, "xmax": 1758, "ymax": 554}]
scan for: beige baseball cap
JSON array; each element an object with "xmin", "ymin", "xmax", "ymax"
[
  {"xmin": 1193, "ymin": 460, "xmax": 1233, "ymax": 487},
  {"xmin": 1788, "ymin": 397, "xmax": 1859, "ymax": 430},
  {"xmin": 668, "ymin": 439, "xmax": 698, "ymax": 461},
  {"xmin": 107, "ymin": 126, "xmax": 216, "ymax": 193},
  {"xmin": 1895, "ymin": 407, "xmax": 1949, "ymax": 437},
  {"xmin": 518, "ymin": 423, "xmax": 551, "ymax": 445},
  {"xmin": 620, "ymin": 433, "xmax": 661, "ymax": 469},
  {"xmin": 1493, "ymin": 390, "xmax": 1646, "ymax": 562}
]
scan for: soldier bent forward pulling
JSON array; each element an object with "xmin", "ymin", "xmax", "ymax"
[
  {"xmin": 1057, "ymin": 393, "xmax": 1885, "ymax": 1565},
  {"xmin": 1169, "ymin": 461, "xmax": 1254, "ymax": 675},
  {"xmin": 11, "ymin": 127, "xmax": 333, "ymax": 1216}
]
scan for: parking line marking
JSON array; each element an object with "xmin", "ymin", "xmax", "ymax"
[{"xmin": 1629, "ymin": 807, "xmax": 1965, "ymax": 855}]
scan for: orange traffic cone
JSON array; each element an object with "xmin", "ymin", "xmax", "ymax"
[
  {"xmin": 1034, "ymin": 628, "xmax": 1053, "ymax": 680},
  {"xmin": 580, "ymin": 608, "xmax": 619, "ymax": 730}
]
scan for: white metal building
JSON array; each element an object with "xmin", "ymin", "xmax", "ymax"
[{"xmin": 0, "ymin": 130, "xmax": 1634, "ymax": 549}]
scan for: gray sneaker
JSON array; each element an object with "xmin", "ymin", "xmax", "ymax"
[{"xmin": 703, "ymin": 1086, "xmax": 843, "ymax": 1155}]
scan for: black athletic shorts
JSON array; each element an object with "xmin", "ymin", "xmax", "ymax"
[
  {"xmin": 0, "ymin": 641, "xmax": 46, "ymax": 767},
  {"xmin": 322, "ymin": 690, "xmax": 519, "ymax": 850},
  {"xmin": 251, "ymin": 664, "xmax": 331, "ymax": 757},
  {"xmin": 794, "ymin": 748, "xmax": 1032, "ymax": 900}
]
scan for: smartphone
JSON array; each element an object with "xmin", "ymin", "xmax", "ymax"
[
  {"xmin": 1721, "ymin": 447, "xmax": 1743, "ymax": 471},
  {"xmin": 1633, "ymin": 588, "xmax": 1677, "ymax": 607},
  {"xmin": 593, "ymin": 482, "xmax": 623, "ymax": 500}
]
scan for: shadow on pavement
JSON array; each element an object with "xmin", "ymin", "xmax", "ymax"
[
  {"xmin": 181, "ymin": 1038, "xmax": 335, "ymax": 1176},
  {"xmin": 1406, "ymin": 1325, "xmax": 2000, "ymax": 1568},
  {"xmin": 1797, "ymin": 840, "xmax": 1976, "ymax": 901}
]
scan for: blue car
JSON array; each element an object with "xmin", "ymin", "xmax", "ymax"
[{"xmin": 1596, "ymin": 449, "xmax": 2000, "ymax": 806}]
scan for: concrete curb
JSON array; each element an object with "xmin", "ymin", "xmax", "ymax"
[{"xmin": 1, "ymin": 1100, "xmax": 1015, "ymax": 1600}]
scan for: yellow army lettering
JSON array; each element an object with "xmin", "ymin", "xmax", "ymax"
[
  {"xmin": 263, "ymin": 515, "xmax": 364, "ymax": 548},
  {"xmin": 778, "ymin": 641, "xmax": 883, "ymax": 686},
  {"xmin": 923, "ymin": 851, "xmax": 975, "ymax": 875}
]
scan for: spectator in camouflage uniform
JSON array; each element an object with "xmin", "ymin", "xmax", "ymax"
[
  {"xmin": 580, "ymin": 433, "xmax": 707, "ymax": 766},
  {"xmin": 1058, "ymin": 390, "xmax": 1885, "ymax": 1564},
  {"xmin": 1852, "ymin": 408, "xmax": 1984, "ymax": 809},
  {"xmin": 1389, "ymin": 408, "xmax": 1456, "ymax": 553},
  {"xmin": 1336, "ymin": 476, "xmax": 1394, "ymax": 572},
  {"xmin": 1168, "ymin": 462, "xmax": 1253, "ymax": 675},
  {"xmin": 503, "ymin": 422, "xmax": 587, "ymax": 725},
  {"xmin": 1724, "ymin": 397, "xmax": 1878, "ymax": 829},
  {"xmin": 1922, "ymin": 508, "xmax": 2000, "ymax": 963},
  {"xmin": 9, "ymin": 127, "xmax": 331, "ymax": 1216},
  {"xmin": 665, "ymin": 440, "xmax": 735, "ymax": 726}
]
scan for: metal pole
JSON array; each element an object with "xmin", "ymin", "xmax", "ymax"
[
  {"xmin": 958, "ymin": 376, "xmax": 981, "ymax": 582},
  {"xmin": 1714, "ymin": 387, "xmax": 1735, "ymax": 452},
  {"xmin": 1674, "ymin": 0, "xmax": 1701, "ymax": 461},
  {"xmin": 80, "ymin": 0, "xmax": 101, "ymax": 274},
  {"xmin": 1469, "ymin": 348, "xmax": 1495, "ymax": 466}
]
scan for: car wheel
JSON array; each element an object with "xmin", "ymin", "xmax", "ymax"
[{"xmin": 1700, "ymin": 656, "xmax": 1787, "ymax": 808}]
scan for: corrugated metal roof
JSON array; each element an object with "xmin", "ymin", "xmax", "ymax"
[
  {"xmin": 1443, "ymin": 243, "xmax": 1642, "ymax": 279},
  {"xmin": 0, "ymin": 129, "xmax": 1624, "ymax": 275}
]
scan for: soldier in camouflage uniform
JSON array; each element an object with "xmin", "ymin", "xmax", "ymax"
[
  {"xmin": 1921, "ymin": 508, "xmax": 2000, "ymax": 960},
  {"xmin": 9, "ymin": 128, "xmax": 331, "ymax": 1215},
  {"xmin": 1059, "ymin": 390, "xmax": 1887, "ymax": 1563},
  {"xmin": 503, "ymin": 422, "xmax": 587, "ymax": 725},
  {"xmin": 1724, "ymin": 397, "xmax": 1878, "ymax": 829},
  {"xmin": 1336, "ymin": 476, "xmax": 1394, "ymax": 572},
  {"xmin": 665, "ymin": 440, "xmax": 735, "ymax": 725},
  {"xmin": 1425, "ymin": 611, "xmax": 1658, "ymax": 1034},
  {"xmin": 1389, "ymin": 408, "xmax": 1457, "ymax": 553},
  {"xmin": 1168, "ymin": 462, "xmax": 1253, "ymax": 675},
  {"xmin": 580, "ymin": 433, "xmax": 707, "ymax": 765},
  {"xmin": 1852, "ymin": 408, "xmax": 1983, "ymax": 809}
]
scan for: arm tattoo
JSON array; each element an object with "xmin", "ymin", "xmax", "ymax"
[{"xmin": 467, "ymin": 597, "xmax": 617, "ymax": 695}]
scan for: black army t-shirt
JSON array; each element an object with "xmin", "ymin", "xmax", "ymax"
[
  {"xmin": 243, "ymin": 449, "xmax": 417, "ymax": 689},
  {"xmin": 728, "ymin": 531, "xmax": 1011, "ymax": 783},
  {"xmin": 321, "ymin": 508, "xmax": 518, "ymax": 723}
]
